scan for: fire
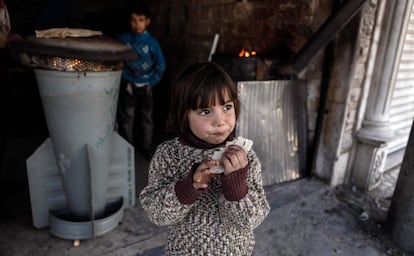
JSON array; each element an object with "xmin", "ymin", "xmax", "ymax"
[
  {"xmin": 51, "ymin": 57, "xmax": 82, "ymax": 71},
  {"xmin": 238, "ymin": 48, "xmax": 257, "ymax": 58}
]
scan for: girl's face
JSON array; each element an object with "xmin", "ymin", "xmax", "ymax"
[
  {"xmin": 129, "ymin": 13, "xmax": 150, "ymax": 34},
  {"xmin": 187, "ymin": 92, "xmax": 236, "ymax": 145}
]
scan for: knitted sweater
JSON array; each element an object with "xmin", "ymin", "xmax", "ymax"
[
  {"xmin": 139, "ymin": 137, "xmax": 270, "ymax": 256},
  {"xmin": 117, "ymin": 31, "xmax": 166, "ymax": 86}
]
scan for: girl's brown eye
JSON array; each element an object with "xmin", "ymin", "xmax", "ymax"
[
  {"xmin": 224, "ymin": 103, "xmax": 234, "ymax": 111},
  {"xmin": 199, "ymin": 109, "xmax": 210, "ymax": 115}
]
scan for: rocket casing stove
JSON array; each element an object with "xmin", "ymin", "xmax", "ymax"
[{"xmin": 10, "ymin": 33, "xmax": 137, "ymax": 240}]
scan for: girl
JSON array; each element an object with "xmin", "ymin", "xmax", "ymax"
[{"xmin": 139, "ymin": 62, "xmax": 270, "ymax": 255}]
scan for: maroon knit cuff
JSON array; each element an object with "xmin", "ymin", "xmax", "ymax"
[
  {"xmin": 221, "ymin": 166, "xmax": 249, "ymax": 201},
  {"xmin": 175, "ymin": 170, "xmax": 203, "ymax": 205}
]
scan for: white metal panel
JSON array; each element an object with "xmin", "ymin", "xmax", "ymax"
[{"xmin": 236, "ymin": 80, "xmax": 307, "ymax": 186}]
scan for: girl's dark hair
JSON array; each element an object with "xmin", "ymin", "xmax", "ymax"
[{"xmin": 166, "ymin": 62, "xmax": 241, "ymax": 134}]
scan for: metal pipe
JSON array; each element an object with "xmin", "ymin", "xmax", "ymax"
[
  {"xmin": 208, "ymin": 33, "xmax": 220, "ymax": 61},
  {"xmin": 278, "ymin": 0, "xmax": 368, "ymax": 76}
]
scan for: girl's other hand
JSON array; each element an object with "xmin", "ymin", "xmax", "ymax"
[
  {"xmin": 193, "ymin": 160, "xmax": 220, "ymax": 189},
  {"xmin": 222, "ymin": 145, "xmax": 248, "ymax": 176}
]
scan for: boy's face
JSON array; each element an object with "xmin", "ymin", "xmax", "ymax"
[
  {"xmin": 187, "ymin": 92, "xmax": 236, "ymax": 145},
  {"xmin": 129, "ymin": 13, "xmax": 150, "ymax": 34}
]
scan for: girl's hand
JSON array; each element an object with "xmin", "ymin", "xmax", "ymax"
[
  {"xmin": 193, "ymin": 160, "xmax": 220, "ymax": 189},
  {"xmin": 222, "ymin": 145, "xmax": 248, "ymax": 176}
]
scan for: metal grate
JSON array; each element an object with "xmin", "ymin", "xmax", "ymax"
[{"xmin": 27, "ymin": 54, "xmax": 123, "ymax": 72}]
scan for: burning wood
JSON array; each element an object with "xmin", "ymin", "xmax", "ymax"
[{"xmin": 239, "ymin": 48, "xmax": 257, "ymax": 58}]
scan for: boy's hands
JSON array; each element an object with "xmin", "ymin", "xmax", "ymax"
[
  {"xmin": 193, "ymin": 160, "xmax": 220, "ymax": 189},
  {"xmin": 222, "ymin": 145, "xmax": 248, "ymax": 176}
]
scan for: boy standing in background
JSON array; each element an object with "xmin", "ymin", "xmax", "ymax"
[{"xmin": 117, "ymin": 3, "xmax": 166, "ymax": 159}]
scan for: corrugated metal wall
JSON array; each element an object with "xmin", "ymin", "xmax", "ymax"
[
  {"xmin": 388, "ymin": 5, "xmax": 414, "ymax": 165},
  {"xmin": 236, "ymin": 80, "xmax": 307, "ymax": 186}
]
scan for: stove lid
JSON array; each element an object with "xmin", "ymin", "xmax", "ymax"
[{"xmin": 8, "ymin": 35, "xmax": 137, "ymax": 62}]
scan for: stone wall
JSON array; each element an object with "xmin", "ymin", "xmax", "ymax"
[
  {"xmin": 143, "ymin": 0, "xmax": 331, "ymax": 73},
  {"xmin": 8, "ymin": 0, "xmax": 331, "ymax": 73}
]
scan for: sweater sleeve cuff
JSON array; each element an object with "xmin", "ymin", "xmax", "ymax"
[
  {"xmin": 221, "ymin": 166, "xmax": 249, "ymax": 201},
  {"xmin": 175, "ymin": 169, "xmax": 203, "ymax": 205}
]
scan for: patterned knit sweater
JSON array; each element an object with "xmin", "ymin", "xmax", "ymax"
[
  {"xmin": 117, "ymin": 31, "xmax": 166, "ymax": 87},
  {"xmin": 139, "ymin": 137, "xmax": 270, "ymax": 256}
]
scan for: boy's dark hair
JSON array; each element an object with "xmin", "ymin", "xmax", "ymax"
[
  {"xmin": 166, "ymin": 62, "xmax": 241, "ymax": 134},
  {"xmin": 128, "ymin": 2, "xmax": 151, "ymax": 18}
]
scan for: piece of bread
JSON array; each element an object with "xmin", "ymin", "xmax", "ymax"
[{"xmin": 210, "ymin": 136, "xmax": 253, "ymax": 174}]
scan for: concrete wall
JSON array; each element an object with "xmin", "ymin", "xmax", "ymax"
[{"xmin": 313, "ymin": 1, "xmax": 378, "ymax": 185}]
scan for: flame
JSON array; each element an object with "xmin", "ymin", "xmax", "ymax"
[
  {"xmin": 52, "ymin": 57, "xmax": 82, "ymax": 71},
  {"xmin": 69, "ymin": 59, "xmax": 82, "ymax": 69},
  {"xmin": 238, "ymin": 49, "xmax": 257, "ymax": 58}
]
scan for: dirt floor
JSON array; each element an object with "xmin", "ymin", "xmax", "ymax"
[
  {"xmin": 254, "ymin": 179, "xmax": 403, "ymax": 256},
  {"xmin": 0, "ymin": 133, "xmax": 411, "ymax": 256},
  {"xmin": 0, "ymin": 173, "xmax": 410, "ymax": 256}
]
